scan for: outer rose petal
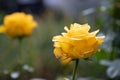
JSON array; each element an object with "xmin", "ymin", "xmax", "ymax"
[
  {"xmin": 54, "ymin": 42, "xmax": 61, "ymax": 47},
  {"xmin": 90, "ymin": 30, "xmax": 99, "ymax": 36},
  {"xmin": 60, "ymin": 56, "xmax": 72, "ymax": 64},
  {"xmin": 52, "ymin": 36, "xmax": 70, "ymax": 43},
  {"xmin": 52, "ymin": 35, "xmax": 62, "ymax": 41},
  {"xmin": 54, "ymin": 48, "xmax": 62, "ymax": 58},
  {"xmin": 71, "ymin": 23, "xmax": 90, "ymax": 32},
  {"xmin": 64, "ymin": 26, "xmax": 69, "ymax": 32},
  {"xmin": 96, "ymin": 36, "xmax": 105, "ymax": 45},
  {"xmin": 80, "ymin": 23, "xmax": 90, "ymax": 31}
]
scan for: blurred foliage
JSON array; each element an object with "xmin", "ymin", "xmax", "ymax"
[
  {"xmin": 0, "ymin": 11, "xmax": 6, "ymax": 24},
  {"xmin": 94, "ymin": 50, "xmax": 110, "ymax": 62}
]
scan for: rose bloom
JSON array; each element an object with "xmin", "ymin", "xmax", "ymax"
[
  {"xmin": 0, "ymin": 12, "xmax": 37, "ymax": 38},
  {"xmin": 52, "ymin": 23, "xmax": 105, "ymax": 64}
]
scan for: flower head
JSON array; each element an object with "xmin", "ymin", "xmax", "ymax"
[
  {"xmin": 52, "ymin": 23, "xmax": 105, "ymax": 64},
  {"xmin": 0, "ymin": 12, "xmax": 37, "ymax": 38}
]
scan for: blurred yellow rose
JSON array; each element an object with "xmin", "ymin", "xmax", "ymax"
[
  {"xmin": 52, "ymin": 23, "xmax": 105, "ymax": 64},
  {"xmin": 0, "ymin": 12, "xmax": 37, "ymax": 38}
]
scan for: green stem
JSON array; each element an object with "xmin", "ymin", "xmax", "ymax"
[
  {"xmin": 72, "ymin": 59, "xmax": 79, "ymax": 80},
  {"xmin": 18, "ymin": 38, "xmax": 23, "ymax": 64}
]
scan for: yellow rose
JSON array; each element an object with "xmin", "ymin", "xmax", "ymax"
[
  {"xmin": 0, "ymin": 12, "xmax": 37, "ymax": 38},
  {"xmin": 52, "ymin": 23, "xmax": 105, "ymax": 64}
]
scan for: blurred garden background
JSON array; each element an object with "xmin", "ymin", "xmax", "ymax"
[{"xmin": 0, "ymin": 0, "xmax": 120, "ymax": 80}]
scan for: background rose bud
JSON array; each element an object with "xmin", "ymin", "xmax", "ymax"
[{"xmin": 0, "ymin": 12, "xmax": 37, "ymax": 38}]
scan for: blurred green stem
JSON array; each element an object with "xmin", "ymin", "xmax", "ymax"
[
  {"xmin": 18, "ymin": 38, "xmax": 23, "ymax": 64},
  {"xmin": 72, "ymin": 59, "xmax": 79, "ymax": 80}
]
